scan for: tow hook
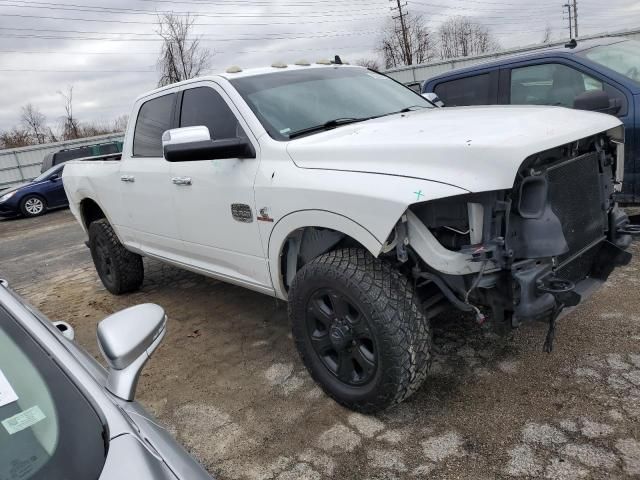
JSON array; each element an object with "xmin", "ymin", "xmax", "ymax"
[
  {"xmin": 536, "ymin": 277, "xmax": 580, "ymax": 353},
  {"xmin": 537, "ymin": 277, "xmax": 580, "ymax": 308}
]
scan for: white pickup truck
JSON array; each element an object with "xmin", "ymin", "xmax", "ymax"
[{"xmin": 63, "ymin": 63, "xmax": 636, "ymax": 412}]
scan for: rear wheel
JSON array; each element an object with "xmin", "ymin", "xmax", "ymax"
[
  {"xmin": 20, "ymin": 195, "xmax": 46, "ymax": 217},
  {"xmin": 88, "ymin": 219, "xmax": 144, "ymax": 295},
  {"xmin": 288, "ymin": 248, "xmax": 432, "ymax": 413}
]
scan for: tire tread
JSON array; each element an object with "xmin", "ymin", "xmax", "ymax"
[
  {"xmin": 89, "ymin": 219, "xmax": 144, "ymax": 294},
  {"xmin": 289, "ymin": 248, "xmax": 432, "ymax": 412}
]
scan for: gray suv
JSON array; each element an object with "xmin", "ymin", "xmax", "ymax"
[{"xmin": 0, "ymin": 280, "xmax": 212, "ymax": 480}]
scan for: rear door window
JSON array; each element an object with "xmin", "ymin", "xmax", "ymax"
[
  {"xmin": 433, "ymin": 73, "xmax": 495, "ymax": 106},
  {"xmin": 133, "ymin": 93, "xmax": 176, "ymax": 157},
  {"xmin": 179, "ymin": 87, "xmax": 245, "ymax": 140}
]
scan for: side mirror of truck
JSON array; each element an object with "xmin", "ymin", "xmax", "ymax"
[
  {"xmin": 162, "ymin": 126, "xmax": 256, "ymax": 162},
  {"xmin": 573, "ymin": 90, "xmax": 620, "ymax": 115},
  {"xmin": 97, "ymin": 303, "xmax": 167, "ymax": 401},
  {"xmin": 422, "ymin": 92, "xmax": 445, "ymax": 107}
]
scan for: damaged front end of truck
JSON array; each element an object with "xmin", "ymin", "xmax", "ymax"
[{"xmin": 393, "ymin": 128, "xmax": 639, "ymax": 351}]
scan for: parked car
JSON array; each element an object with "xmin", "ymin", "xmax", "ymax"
[
  {"xmin": 0, "ymin": 279, "xmax": 212, "ymax": 480},
  {"xmin": 422, "ymin": 38, "xmax": 640, "ymax": 203},
  {"xmin": 63, "ymin": 63, "xmax": 636, "ymax": 412},
  {"xmin": 41, "ymin": 140, "xmax": 123, "ymax": 173},
  {"xmin": 0, "ymin": 163, "xmax": 68, "ymax": 218}
]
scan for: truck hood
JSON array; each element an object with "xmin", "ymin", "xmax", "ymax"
[{"xmin": 286, "ymin": 105, "xmax": 622, "ymax": 192}]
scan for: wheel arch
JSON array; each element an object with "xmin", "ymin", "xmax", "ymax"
[
  {"xmin": 79, "ymin": 197, "xmax": 108, "ymax": 230},
  {"xmin": 268, "ymin": 210, "xmax": 383, "ymax": 299}
]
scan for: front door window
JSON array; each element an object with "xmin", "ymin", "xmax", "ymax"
[{"xmin": 510, "ymin": 63, "xmax": 603, "ymax": 108}]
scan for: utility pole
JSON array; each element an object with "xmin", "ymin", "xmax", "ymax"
[
  {"xmin": 563, "ymin": 3, "xmax": 573, "ymax": 38},
  {"xmin": 572, "ymin": 0, "xmax": 578, "ymax": 37},
  {"xmin": 390, "ymin": 0, "xmax": 411, "ymax": 65}
]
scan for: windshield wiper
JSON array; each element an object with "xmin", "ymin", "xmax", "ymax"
[{"xmin": 288, "ymin": 117, "xmax": 368, "ymax": 139}]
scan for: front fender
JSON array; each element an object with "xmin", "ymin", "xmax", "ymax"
[{"xmin": 267, "ymin": 210, "xmax": 383, "ymax": 299}]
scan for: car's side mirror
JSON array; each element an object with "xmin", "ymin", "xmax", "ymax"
[
  {"xmin": 422, "ymin": 92, "xmax": 445, "ymax": 107},
  {"xmin": 49, "ymin": 174, "xmax": 60, "ymax": 182},
  {"xmin": 97, "ymin": 303, "xmax": 167, "ymax": 401},
  {"xmin": 162, "ymin": 125, "xmax": 256, "ymax": 162},
  {"xmin": 573, "ymin": 90, "xmax": 619, "ymax": 115}
]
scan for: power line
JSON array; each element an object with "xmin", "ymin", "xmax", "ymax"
[
  {"xmin": 0, "ymin": 12, "xmax": 388, "ymax": 26},
  {"xmin": 0, "ymin": 26, "xmax": 379, "ymax": 38},
  {"xmin": 0, "ymin": 30, "xmax": 380, "ymax": 42},
  {"xmin": 0, "ymin": 1, "xmax": 389, "ymax": 18},
  {"xmin": 0, "ymin": 43, "xmax": 379, "ymax": 55}
]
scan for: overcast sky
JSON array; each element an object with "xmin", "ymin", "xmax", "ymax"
[{"xmin": 0, "ymin": 0, "xmax": 637, "ymax": 131}]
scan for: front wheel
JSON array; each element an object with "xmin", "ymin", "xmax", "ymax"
[
  {"xmin": 88, "ymin": 219, "xmax": 144, "ymax": 295},
  {"xmin": 20, "ymin": 195, "xmax": 46, "ymax": 217},
  {"xmin": 288, "ymin": 248, "xmax": 432, "ymax": 413}
]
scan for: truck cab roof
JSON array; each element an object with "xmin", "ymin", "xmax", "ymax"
[{"xmin": 136, "ymin": 63, "xmax": 364, "ymax": 103}]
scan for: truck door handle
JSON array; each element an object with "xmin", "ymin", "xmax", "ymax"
[
  {"xmin": 120, "ymin": 175, "xmax": 135, "ymax": 183},
  {"xmin": 172, "ymin": 177, "xmax": 192, "ymax": 186}
]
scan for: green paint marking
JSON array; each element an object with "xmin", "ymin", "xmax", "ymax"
[{"xmin": 414, "ymin": 190, "xmax": 424, "ymax": 201}]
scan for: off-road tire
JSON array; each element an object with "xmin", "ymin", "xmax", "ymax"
[
  {"xmin": 20, "ymin": 194, "xmax": 46, "ymax": 217},
  {"xmin": 288, "ymin": 248, "xmax": 432, "ymax": 413},
  {"xmin": 88, "ymin": 219, "xmax": 144, "ymax": 295}
]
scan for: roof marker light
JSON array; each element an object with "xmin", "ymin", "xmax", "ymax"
[
  {"xmin": 271, "ymin": 62, "xmax": 288, "ymax": 68},
  {"xmin": 294, "ymin": 59, "xmax": 311, "ymax": 66},
  {"xmin": 226, "ymin": 66, "xmax": 243, "ymax": 73},
  {"xmin": 316, "ymin": 58, "xmax": 332, "ymax": 65}
]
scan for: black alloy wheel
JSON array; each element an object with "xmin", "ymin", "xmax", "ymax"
[{"xmin": 306, "ymin": 288, "xmax": 378, "ymax": 386}]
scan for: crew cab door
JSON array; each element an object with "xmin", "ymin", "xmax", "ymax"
[
  {"xmin": 118, "ymin": 91, "xmax": 183, "ymax": 257},
  {"xmin": 169, "ymin": 83, "xmax": 271, "ymax": 292}
]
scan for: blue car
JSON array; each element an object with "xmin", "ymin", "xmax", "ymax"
[
  {"xmin": 423, "ymin": 38, "xmax": 640, "ymax": 203},
  {"xmin": 0, "ymin": 164, "xmax": 68, "ymax": 218}
]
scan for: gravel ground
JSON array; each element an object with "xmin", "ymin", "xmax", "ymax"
[{"xmin": 2, "ymin": 209, "xmax": 640, "ymax": 479}]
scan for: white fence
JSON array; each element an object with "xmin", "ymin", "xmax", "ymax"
[
  {"xmin": 384, "ymin": 28, "xmax": 640, "ymax": 85},
  {"xmin": 0, "ymin": 132, "xmax": 124, "ymax": 190}
]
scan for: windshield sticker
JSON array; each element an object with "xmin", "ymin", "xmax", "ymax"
[
  {"xmin": 2, "ymin": 406, "xmax": 46, "ymax": 435},
  {"xmin": 279, "ymin": 128, "xmax": 291, "ymax": 135},
  {"xmin": 0, "ymin": 369, "xmax": 18, "ymax": 408}
]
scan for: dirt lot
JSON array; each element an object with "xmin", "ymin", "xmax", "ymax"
[{"xmin": 2, "ymin": 209, "xmax": 640, "ymax": 479}]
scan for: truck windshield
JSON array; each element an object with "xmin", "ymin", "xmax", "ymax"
[
  {"xmin": 0, "ymin": 306, "xmax": 106, "ymax": 479},
  {"xmin": 230, "ymin": 67, "xmax": 432, "ymax": 140},
  {"xmin": 579, "ymin": 40, "xmax": 640, "ymax": 86}
]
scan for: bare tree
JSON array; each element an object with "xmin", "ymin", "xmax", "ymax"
[
  {"xmin": 542, "ymin": 24, "xmax": 552, "ymax": 43},
  {"xmin": 438, "ymin": 16, "xmax": 499, "ymax": 59},
  {"xmin": 58, "ymin": 85, "xmax": 81, "ymax": 140},
  {"xmin": 354, "ymin": 57, "xmax": 382, "ymax": 71},
  {"xmin": 112, "ymin": 115, "xmax": 129, "ymax": 132},
  {"xmin": 0, "ymin": 127, "xmax": 33, "ymax": 149},
  {"xmin": 379, "ymin": 12, "xmax": 436, "ymax": 69},
  {"xmin": 20, "ymin": 103, "xmax": 47, "ymax": 144},
  {"xmin": 156, "ymin": 13, "xmax": 212, "ymax": 87}
]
